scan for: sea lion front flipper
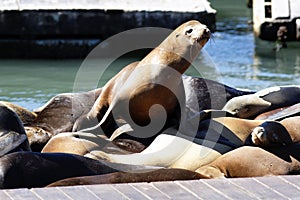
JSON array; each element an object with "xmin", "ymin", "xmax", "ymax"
[
  {"xmin": 0, "ymin": 131, "xmax": 27, "ymax": 156},
  {"xmin": 109, "ymin": 124, "xmax": 133, "ymax": 141}
]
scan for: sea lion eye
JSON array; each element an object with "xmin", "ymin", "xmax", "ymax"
[{"xmin": 185, "ymin": 28, "xmax": 193, "ymax": 35}]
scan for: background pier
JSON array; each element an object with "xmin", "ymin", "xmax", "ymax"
[{"xmin": 0, "ymin": 0, "xmax": 216, "ymax": 58}]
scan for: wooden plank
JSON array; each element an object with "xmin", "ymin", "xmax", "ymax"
[
  {"xmin": 152, "ymin": 181, "xmax": 199, "ymax": 199},
  {"xmin": 112, "ymin": 183, "xmax": 150, "ymax": 200},
  {"xmin": 255, "ymin": 176, "xmax": 300, "ymax": 199},
  {"xmin": 280, "ymin": 175, "xmax": 300, "ymax": 189},
  {"xmin": 83, "ymin": 184, "xmax": 127, "ymax": 200},
  {"xmin": 0, "ymin": 190, "xmax": 13, "ymax": 200},
  {"xmin": 31, "ymin": 187, "xmax": 72, "ymax": 200},
  {"xmin": 177, "ymin": 180, "xmax": 230, "ymax": 199},
  {"xmin": 228, "ymin": 177, "xmax": 288, "ymax": 199},
  {"xmin": 5, "ymin": 188, "xmax": 40, "ymax": 200},
  {"xmin": 203, "ymin": 178, "xmax": 259, "ymax": 200},
  {"xmin": 57, "ymin": 185, "xmax": 101, "ymax": 200},
  {"xmin": 129, "ymin": 182, "xmax": 170, "ymax": 200}
]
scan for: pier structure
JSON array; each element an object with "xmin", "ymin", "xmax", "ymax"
[
  {"xmin": 0, "ymin": 0, "xmax": 216, "ymax": 58},
  {"xmin": 252, "ymin": 0, "xmax": 300, "ymax": 41}
]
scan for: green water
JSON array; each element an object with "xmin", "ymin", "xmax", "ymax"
[{"xmin": 0, "ymin": 0, "xmax": 300, "ymax": 111}]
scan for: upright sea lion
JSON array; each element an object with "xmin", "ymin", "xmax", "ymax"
[
  {"xmin": 196, "ymin": 145, "xmax": 300, "ymax": 178},
  {"xmin": 0, "ymin": 103, "xmax": 31, "ymax": 155},
  {"xmin": 0, "ymin": 151, "xmax": 161, "ymax": 189},
  {"xmin": 74, "ymin": 20, "xmax": 211, "ymax": 141},
  {"xmin": 222, "ymin": 85, "xmax": 300, "ymax": 119},
  {"xmin": 251, "ymin": 116, "xmax": 300, "ymax": 147}
]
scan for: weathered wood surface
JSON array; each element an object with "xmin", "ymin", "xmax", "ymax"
[{"xmin": 1, "ymin": 175, "xmax": 300, "ymax": 199}]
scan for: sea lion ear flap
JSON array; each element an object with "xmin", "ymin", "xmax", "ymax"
[{"xmin": 176, "ymin": 34, "xmax": 179, "ymax": 38}]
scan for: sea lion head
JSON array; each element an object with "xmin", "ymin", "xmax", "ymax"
[
  {"xmin": 156, "ymin": 20, "xmax": 210, "ymax": 70},
  {"xmin": 173, "ymin": 20, "xmax": 210, "ymax": 48}
]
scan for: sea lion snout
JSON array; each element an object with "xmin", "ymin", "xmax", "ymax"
[
  {"xmin": 188, "ymin": 26, "xmax": 210, "ymax": 45},
  {"xmin": 198, "ymin": 27, "xmax": 210, "ymax": 41}
]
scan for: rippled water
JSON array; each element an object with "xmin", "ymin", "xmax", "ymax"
[{"xmin": 0, "ymin": 1, "xmax": 299, "ymax": 110}]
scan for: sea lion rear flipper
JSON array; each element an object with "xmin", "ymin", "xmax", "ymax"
[{"xmin": 0, "ymin": 131, "xmax": 27, "ymax": 156}]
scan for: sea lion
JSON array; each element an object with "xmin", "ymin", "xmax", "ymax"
[
  {"xmin": 25, "ymin": 88, "xmax": 102, "ymax": 151},
  {"xmin": 47, "ymin": 168, "xmax": 206, "ymax": 187},
  {"xmin": 0, "ymin": 101, "xmax": 37, "ymax": 124},
  {"xmin": 0, "ymin": 151, "xmax": 161, "ymax": 189},
  {"xmin": 74, "ymin": 20, "xmax": 211, "ymax": 141},
  {"xmin": 66, "ymin": 116, "xmax": 263, "ymax": 171},
  {"xmin": 196, "ymin": 145, "xmax": 300, "ymax": 178},
  {"xmin": 41, "ymin": 132, "xmax": 140, "ymax": 155},
  {"xmin": 0, "ymin": 103, "xmax": 31, "ymax": 155},
  {"xmin": 222, "ymin": 85, "xmax": 300, "ymax": 119},
  {"xmin": 182, "ymin": 75, "xmax": 254, "ymax": 113},
  {"xmin": 254, "ymin": 102, "xmax": 300, "ymax": 121},
  {"xmin": 44, "ymin": 110, "xmax": 265, "ymax": 171},
  {"xmin": 251, "ymin": 116, "xmax": 300, "ymax": 147}
]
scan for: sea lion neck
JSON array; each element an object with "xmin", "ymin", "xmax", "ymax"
[{"xmin": 138, "ymin": 47, "xmax": 192, "ymax": 74}]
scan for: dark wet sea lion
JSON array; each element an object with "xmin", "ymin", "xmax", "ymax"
[
  {"xmin": 0, "ymin": 151, "xmax": 161, "ymax": 189},
  {"xmin": 25, "ymin": 88, "xmax": 102, "ymax": 151},
  {"xmin": 74, "ymin": 20, "xmax": 211, "ymax": 141},
  {"xmin": 47, "ymin": 168, "xmax": 206, "ymax": 187},
  {"xmin": 31, "ymin": 88, "xmax": 102, "ymax": 135},
  {"xmin": 196, "ymin": 145, "xmax": 300, "ymax": 178},
  {"xmin": 182, "ymin": 75, "xmax": 254, "ymax": 114},
  {"xmin": 0, "ymin": 103, "xmax": 31, "ymax": 155},
  {"xmin": 251, "ymin": 116, "xmax": 300, "ymax": 147},
  {"xmin": 222, "ymin": 85, "xmax": 300, "ymax": 119}
]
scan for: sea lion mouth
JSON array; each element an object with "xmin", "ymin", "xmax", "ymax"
[{"xmin": 197, "ymin": 31, "xmax": 211, "ymax": 43}]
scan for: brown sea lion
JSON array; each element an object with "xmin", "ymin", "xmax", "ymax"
[
  {"xmin": 0, "ymin": 101, "xmax": 37, "ymax": 124},
  {"xmin": 0, "ymin": 103, "xmax": 31, "ymax": 155},
  {"xmin": 47, "ymin": 168, "xmax": 206, "ymax": 187},
  {"xmin": 251, "ymin": 116, "xmax": 300, "ymax": 147},
  {"xmin": 54, "ymin": 116, "xmax": 263, "ymax": 171},
  {"xmin": 25, "ymin": 88, "xmax": 102, "ymax": 151},
  {"xmin": 254, "ymin": 102, "xmax": 300, "ymax": 121},
  {"xmin": 222, "ymin": 85, "xmax": 300, "ymax": 119},
  {"xmin": 74, "ymin": 20, "xmax": 211, "ymax": 141},
  {"xmin": 196, "ymin": 145, "xmax": 300, "ymax": 178},
  {"xmin": 0, "ymin": 151, "xmax": 161, "ymax": 189},
  {"xmin": 41, "ymin": 132, "xmax": 141, "ymax": 155}
]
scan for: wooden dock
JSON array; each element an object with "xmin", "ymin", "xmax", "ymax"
[{"xmin": 1, "ymin": 175, "xmax": 300, "ymax": 199}]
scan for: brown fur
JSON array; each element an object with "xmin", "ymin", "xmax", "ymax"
[
  {"xmin": 196, "ymin": 145, "xmax": 300, "ymax": 178},
  {"xmin": 74, "ymin": 20, "xmax": 210, "ymax": 141},
  {"xmin": 47, "ymin": 168, "xmax": 206, "ymax": 187}
]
